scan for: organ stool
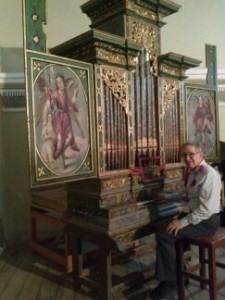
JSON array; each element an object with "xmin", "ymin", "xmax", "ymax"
[{"xmin": 176, "ymin": 226, "xmax": 225, "ymax": 300}]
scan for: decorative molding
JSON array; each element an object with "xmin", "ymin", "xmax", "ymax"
[
  {"xmin": 0, "ymin": 89, "xmax": 25, "ymax": 97},
  {"xmin": 1, "ymin": 107, "xmax": 26, "ymax": 113},
  {"xmin": 1, "ymin": 93, "xmax": 26, "ymax": 110},
  {"xmin": 81, "ymin": 0, "xmax": 180, "ymax": 28},
  {"xmin": 218, "ymin": 85, "xmax": 225, "ymax": 92},
  {"xmin": 185, "ymin": 68, "xmax": 225, "ymax": 81},
  {"xmin": 96, "ymin": 44, "xmax": 126, "ymax": 66},
  {"xmin": 0, "ymin": 72, "xmax": 25, "ymax": 110},
  {"xmin": 0, "ymin": 73, "xmax": 24, "ymax": 86},
  {"xmin": 160, "ymin": 63, "xmax": 180, "ymax": 78},
  {"xmin": 127, "ymin": 1, "xmax": 157, "ymax": 23}
]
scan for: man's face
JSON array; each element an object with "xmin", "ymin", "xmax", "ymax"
[{"xmin": 181, "ymin": 145, "xmax": 203, "ymax": 169}]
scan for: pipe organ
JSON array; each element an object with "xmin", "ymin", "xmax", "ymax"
[
  {"xmin": 24, "ymin": 2, "xmax": 220, "ymax": 296},
  {"xmin": 51, "ymin": 0, "xmax": 201, "ymax": 240}
]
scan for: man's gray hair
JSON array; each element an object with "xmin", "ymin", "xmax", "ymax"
[{"xmin": 181, "ymin": 142, "xmax": 203, "ymax": 154}]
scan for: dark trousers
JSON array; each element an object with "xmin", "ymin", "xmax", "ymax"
[{"xmin": 155, "ymin": 214, "xmax": 220, "ymax": 283}]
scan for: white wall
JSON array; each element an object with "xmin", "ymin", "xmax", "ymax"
[
  {"xmin": 46, "ymin": 0, "xmax": 89, "ymax": 48},
  {"xmin": 0, "ymin": 1, "xmax": 23, "ymax": 48},
  {"xmin": 0, "ymin": 0, "xmax": 88, "ymax": 49},
  {"xmin": 45, "ymin": 0, "xmax": 225, "ymax": 71},
  {"xmin": 161, "ymin": 0, "xmax": 225, "ymax": 69},
  {"xmin": 1, "ymin": 0, "xmax": 225, "ymax": 69}
]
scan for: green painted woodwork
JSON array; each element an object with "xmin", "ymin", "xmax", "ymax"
[
  {"xmin": 81, "ymin": 0, "xmax": 181, "ymax": 35},
  {"xmin": 205, "ymin": 44, "xmax": 217, "ymax": 86},
  {"xmin": 158, "ymin": 52, "xmax": 202, "ymax": 80},
  {"xmin": 51, "ymin": 28, "xmax": 142, "ymax": 69},
  {"xmin": 24, "ymin": 0, "xmax": 46, "ymax": 52}
]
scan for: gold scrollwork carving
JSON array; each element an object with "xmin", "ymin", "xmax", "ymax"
[
  {"xmin": 101, "ymin": 67, "xmax": 127, "ymax": 108},
  {"xmin": 163, "ymin": 79, "xmax": 179, "ymax": 113},
  {"xmin": 102, "ymin": 191, "xmax": 132, "ymax": 207},
  {"xmin": 127, "ymin": 55, "xmax": 137, "ymax": 67},
  {"xmin": 96, "ymin": 46, "xmax": 126, "ymax": 65},
  {"xmin": 128, "ymin": 20, "xmax": 158, "ymax": 72},
  {"xmin": 101, "ymin": 176, "xmax": 131, "ymax": 191},
  {"xmin": 129, "ymin": 20, "xmax": 157, "ymax": 57},
  {"xmin": 160, "ymin": 63, "xmax": 180, "ymax": 77},
  {"xmin": 165, "ymin": 168, "xmax": 183, "ymax": 179},
  {"xmin": 164, "ymin": 182, "xmax": 183, "ymax": 192},
  {"xmin": 130, "ymin": 174, "xmax": 141, "ymax": 185},
  {"xmin": 114, "ymin": 229, "xmax": 137, "ymax": 245}
]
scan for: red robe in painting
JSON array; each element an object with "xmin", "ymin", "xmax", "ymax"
[{"xmin": 51, "ymin": 89, "xmax": 79, "ymax": 159}]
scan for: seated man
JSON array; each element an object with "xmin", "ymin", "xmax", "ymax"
[{"xmin": 149, "ymin": 141, "xmax": 222, "ymax": 299}]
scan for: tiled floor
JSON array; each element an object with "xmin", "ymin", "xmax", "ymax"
[{"xmin": 121, "ymin": 243, "xmax": 225, "ymax": 300}]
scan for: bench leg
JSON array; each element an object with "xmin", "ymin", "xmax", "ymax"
[
  {"xmin": 208, "ymin": 247, "xmax": 217, "ymax": 300},
  {"xmin": 199, "ymin": 246, "xmax": 206, "ymax": 289}
]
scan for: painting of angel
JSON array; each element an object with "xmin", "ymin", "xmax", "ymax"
[
  {"xmin": 34, "ymin": 65, "xmax": 89, "ymax": 174},
  {"xmin": 185, "ymin": 84, "xmax": 219, "ymax": 160},
  {"xmin": 192, "ymin": 95, "xmax": 214, "ymax": 151}
]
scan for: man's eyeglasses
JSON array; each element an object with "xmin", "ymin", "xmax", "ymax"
[{"xmin": 181, "ymin": 152, "xmax": 199, "ymax": 158}]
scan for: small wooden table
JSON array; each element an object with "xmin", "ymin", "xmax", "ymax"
[
  {"xmin": 30, "ymin": 185, "xmax": 73, "ymax": 273},
  {"xmin": 64, "ymin": 215, "xmax": 156, "ymax": 300}
]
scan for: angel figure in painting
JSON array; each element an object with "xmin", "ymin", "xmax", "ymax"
[
  {"xmin": 36, "ymin": 73, "xmax": 84, "ymax": 169},
  {"xmin": 193, "ymin": 95, "xmax": 213, "ymax": 152},
  {"xmin": 50, "ymin": 74, "xmax": 81, "ymax": 159}
]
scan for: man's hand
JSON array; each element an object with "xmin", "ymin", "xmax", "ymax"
[{"xmin": 166, "ymin": 219, "xmax": 182, "ymax": 236}]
